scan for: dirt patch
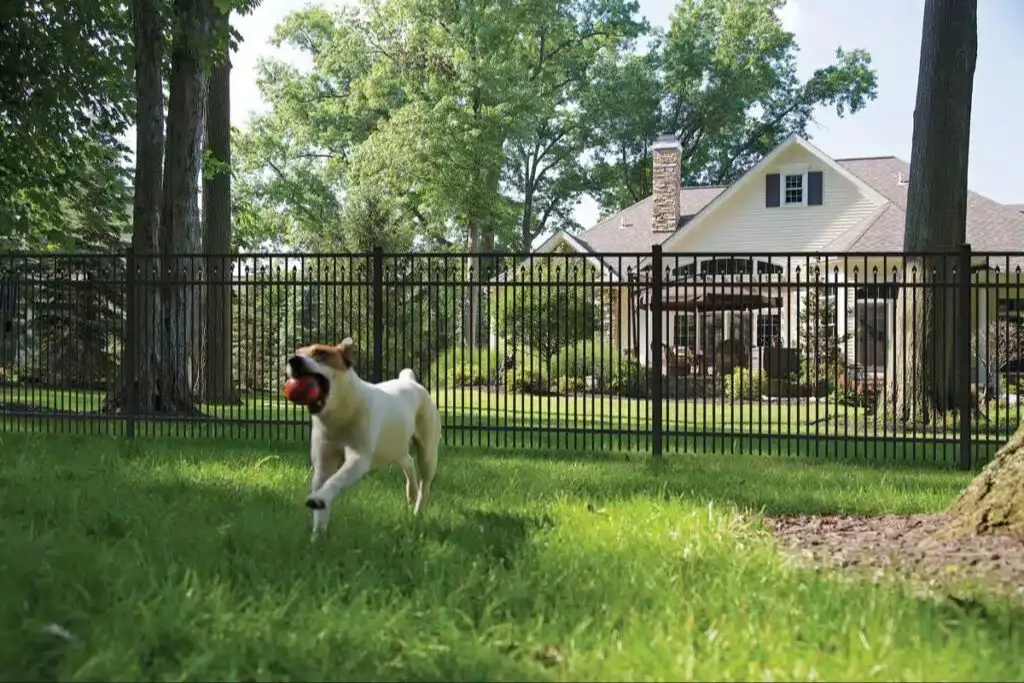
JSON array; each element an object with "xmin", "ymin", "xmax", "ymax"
[{"xmin": 764, "ymin": 513, "xmax": 1024, "ymax": 598}]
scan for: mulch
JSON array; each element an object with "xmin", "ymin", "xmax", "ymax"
[{"xmin": 763, "ymin": 513, "xmax": 1024, "ymax": 599}]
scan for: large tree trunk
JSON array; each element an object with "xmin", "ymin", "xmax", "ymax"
[
  {"xmin": 106, "ymin": 0, "xmax": 165, "ymax": 416},
  {"xmin": 158, "ymin": 0, "xmax": 211, "ymax": 415},
  {"xmin": 943, "ymin": 421, "xmax": 1024, "ymax": 538},
  {"xmin": 879, "ymin": 0, "xmax": 977, "ymax": 427},
  {"xmin": 200, "ymin": 6, "xmax": 238, "ymax": 405}
]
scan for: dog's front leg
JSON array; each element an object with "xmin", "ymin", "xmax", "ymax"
[
  {"xmin": 309, "ymin": 462, "xmax": 333, "ymax": 540},
  {"xmin": 306, "ymin": 450, "xmax": 372, "ymax": 513}
]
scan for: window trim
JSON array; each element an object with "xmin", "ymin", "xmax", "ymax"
[{"xmin": 779, "ymin": 163, "xmax": 809, "ymax": 208}]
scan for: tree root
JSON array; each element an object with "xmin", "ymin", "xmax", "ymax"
[{"xmin": 940, "ymin": 421, "xmax": 1024, "ymax": 540}]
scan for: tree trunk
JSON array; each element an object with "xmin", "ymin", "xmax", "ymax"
[
  {"xmin": 943, "ymin": 421, "xmax": 1024, "ymax": 538},
  {"xmin": 201, "ymin": 6, "xmax": 238, "ymax": 405},
  {"xmin": 105, "ymin": 0, "xmax": 164, "ymax": 416},
  {"xmin": 158, "ymin": 0, "xmax": 211, "ymax": 415},
  {"xmin": 878, "ymin": 0, "xmax": 977, "ymax": 427}
]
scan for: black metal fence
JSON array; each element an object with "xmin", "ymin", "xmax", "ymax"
[{"xmin": 1, "ymin": 245, "xmax": 1022, "ymax": 468}]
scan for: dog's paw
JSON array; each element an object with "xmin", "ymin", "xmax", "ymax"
[{"xmin": 305, "ymin": 495, "xmax": 327, "ymax": 510}]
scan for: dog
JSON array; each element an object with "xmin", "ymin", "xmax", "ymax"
[{"xmin": 285, "ymin": 338, "xmax": 442, "ymax": 539}]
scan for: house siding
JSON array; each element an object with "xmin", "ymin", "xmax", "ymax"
[{"xmin": 664, "ymin": 145, "xmax": 883, "ymax": 254}]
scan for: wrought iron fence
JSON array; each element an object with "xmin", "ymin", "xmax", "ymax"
[{"xmin": 1, "ymin": 245, "xmax": 1022, "ymax": 468}]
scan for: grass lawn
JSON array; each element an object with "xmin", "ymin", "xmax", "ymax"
[
  {"xmin": 3, "ymin": 385, "xmax": 1021, "ymax": 444},
  {"xmin": 1, "ymin": 433, "xmax": 1021, "ymax": 681}
]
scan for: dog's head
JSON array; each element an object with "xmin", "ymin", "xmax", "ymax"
[{"xmin": 285, "ymin": 338, "xmax": 358, "ymax": 414}]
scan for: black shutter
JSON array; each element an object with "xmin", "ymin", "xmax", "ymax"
[
  {"xmin": 808, "ymin": 171, "xmax": 823, "ymax": 206},
  {"xmin": 765, "ymin": 174, "xmax": 780, "ymax": 208}
]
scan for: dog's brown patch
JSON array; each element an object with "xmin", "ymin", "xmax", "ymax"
[
  {"xmin": 296, "ymin": 343, "xmax": 348, "ymax": 370},
  {"xmin": 296, "ymin": 338, "xmax": 358, "ymax": 370}
]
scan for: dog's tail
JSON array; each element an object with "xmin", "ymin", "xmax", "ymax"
[{"xmin": 399, "ymin": 368, "xmax": 417, "ymax": 383}]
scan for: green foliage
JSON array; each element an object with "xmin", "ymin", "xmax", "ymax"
[
  {"xmin": 550, "ymin": 338, "xmax": 621, "ymax": 391},
  {"xmin": 605, "ymin": 358, "xmax": 650, "ymax": 398},
  {"xmin": 727, "ymin": 367, "xmax": 768, "ymax": 400},
  {"xmin": 494, "ymin": 259, "xmax": 602, "ymax": 360},
  {"xmin": 797, "ymin": 271, "xmax": 850, "ymax": 387},
  {"xmin": 555, "ymin": 374, "xmax": 587, "ymax": 394},
  {"xmin": 0, "ymin": 0, "xmax": 134, "ymax": 248},
  {"xmin": 429, "ymin": 344, "xmax": 547, "ymax": 390},
  {"xmin": 585, "ymin": 0, "xmax": 878, "ymax": 214}
]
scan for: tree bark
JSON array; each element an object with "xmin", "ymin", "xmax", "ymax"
[
  {"xmin": 201, "ymin": 6, "xmax": 238, "ymax": 405},
  {"xmin": 158, "ymin": 0, "xmax": 212, "ymax": 415},
  {"xmin": 106, "ymin": 0, "xmax": 165, "ymax": 416},
  {"xmin": 879, "ymin": 0, "xmax": 977, "ymax": 427},
  {"xmin": 943, "ymin": 421, "xmax": 1024, "ymax": 538}
]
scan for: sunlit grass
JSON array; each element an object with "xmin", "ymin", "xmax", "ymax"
[{"xmin": 0, "ymin": 433, "xmax": 1019, "ymax": 681}]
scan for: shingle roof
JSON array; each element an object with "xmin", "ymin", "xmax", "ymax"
[
  {"xmin": 570, "ymin": 153, "xmax": 1024, "ymax": 256},
  {"xmin": 834, "ymin": 156, "xmax": 1024, "ymax": 252},
  {"xmin": 574, "ymin": 186, "xmax": 726, "ymax": 254}
]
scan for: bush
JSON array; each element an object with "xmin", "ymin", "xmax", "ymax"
[
  {"xmin": 606, "ymin": 358, "xmax": 649, "ymax": 398},
  {"xmin": 507, "ymin": 364, "xmax": 549, "ymax": 394},
  {"xmin": 429, "ymin": 346, "xmax": 502, "ymax": 387},
  {"xmin": 550, "ymin": 338, "xmax": 620, "ymax": 391},
  {"xmin": 833, "ymin": 374, "xmax": 883, "ymax": 409},
  {"xmin": 726, "ymin": 367, "xmax": 767, "ymax": 400},
  {"xmin": 555, "ymin": 374, "xmax": 587, "ymax": 394}
]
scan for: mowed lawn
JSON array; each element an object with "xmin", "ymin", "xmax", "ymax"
[
  {"xmin": 1, "ymin": 434, "xmax": 1022, "ymax": 681},
  {"xmin": 3, "ymin": 385, "xmax": 1021, "ymax": 442}
]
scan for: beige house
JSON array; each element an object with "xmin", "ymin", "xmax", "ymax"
[{"xmin": 502, "ymin": 133, "xmax": 1024, "ymax": 382}]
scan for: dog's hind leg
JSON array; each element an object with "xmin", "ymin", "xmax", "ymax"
[
  {"xmin": 398, "ymin": 453, "xmax": 419, "ymax": 508},
  {"xmin": 411, "ymin": 433, "xmax": 439, "ymax": 517}
]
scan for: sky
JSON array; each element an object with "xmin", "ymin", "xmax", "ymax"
[{"xmin": 230, "ymin": 0, "xmax": 1024, "ymax": 231}]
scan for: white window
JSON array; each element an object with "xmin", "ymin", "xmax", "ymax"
[
  {"xmin": 778, "ymin": 163, "xmax": 809, "ymax": 207},
  {"xmin": 784, "ymin": 174, "xmax": 804, "ymax": 205}
]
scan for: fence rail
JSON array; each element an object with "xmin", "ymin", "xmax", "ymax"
[{"xmin": 2, "ymin": 245, "xmax": 1023, "ymax": 469}]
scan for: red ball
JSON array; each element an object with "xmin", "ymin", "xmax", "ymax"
[{"xmin": 284, "ymin": 376, "xmax": 321, "ymax": 405}]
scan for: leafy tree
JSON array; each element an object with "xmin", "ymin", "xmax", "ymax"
[
  {"xmin": 0, "ymin": 0, "xmax": 134, "ymax": 249},
  {"xmin": 494, "ymin": 255, "xmax": 602, "ymax": 360},
  {"xmin": 585, "ymin": 0, "xmax": 878, "ymax": 214},
  {"xmin": 796, "ymin": 267, "xmax": 849, "ymax": 388}
]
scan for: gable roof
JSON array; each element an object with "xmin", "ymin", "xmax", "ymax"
[
  {"xmin": 559, "ymin": 138, "xmax": 1024, "ymax": 260},
  {"xmin": 653, "ymin": 135, "xmax": 889, "ymax": 257},
  {"xmin": 827, "ymin": 156, "xmax": 1024, "ymax": 251}
]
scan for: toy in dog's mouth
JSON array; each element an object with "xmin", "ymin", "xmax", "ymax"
[{"xmin": 288, "ymin": 372, "xmax": 331, "ymax": 414}]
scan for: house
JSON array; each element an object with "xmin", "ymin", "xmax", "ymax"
[{"xmin": 499, "ymin": 133, "xmax": 1024, "ymax": 384}]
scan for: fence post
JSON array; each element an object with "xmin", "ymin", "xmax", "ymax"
[
  {"xmin": 957, "ymin": 242, "xmax": 973, "ymax": 471},
  {"xmin": 124, "ymin": 246, "xmax": 137, "ymax": 441},
  {"xmin": 372, "ymin": 246, "xmax": 384, "ymax": 384},
  {"xmin": 650, "ymin": 244, "xmax": 663, "ymax": 460}
]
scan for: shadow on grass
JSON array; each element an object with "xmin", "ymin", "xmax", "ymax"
[
  {"xmin": 1, "ymin": 433, "xmax": 1023, "ymax": 682},
  {"xmin": 0, "ymin": 453, "xmax": 553, "ymax": 681}
]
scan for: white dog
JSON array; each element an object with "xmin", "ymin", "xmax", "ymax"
[{"xmin": 285, "ymin": 338, "xmax": 442, "ymax": 539}]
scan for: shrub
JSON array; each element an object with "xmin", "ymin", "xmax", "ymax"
[
  {"xmin": 550, "ymin": 338, "xmax": 620, "ymax": 391},
  {"xmin": 507, "ymin": 364, "xmax": 549, "ymax": 394},
  {"xmin": 726, "ymin": 367, "xmax": 767, "ymax": 400},
  {"xmin": 428, "ymin": 346, "xmax": 501, "ymax": 387},
  {"xmin": 555, "ymin": 374, "xmax": 587, "ymax": 394},
  {"xmin": 606, "ymin": 358, "xmax": 649, "ymax": 398},
  {"xmin": 833, "ymin": 374, "xmax": 883, "ymax": 409}
]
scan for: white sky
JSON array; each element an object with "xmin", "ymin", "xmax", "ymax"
[{"xmin": 229, "ymin": 0, "xmax": 1024, "ymax": 231}]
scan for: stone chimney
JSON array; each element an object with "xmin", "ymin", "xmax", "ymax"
[{"xmin": 651, "ymin": 132, "xmax": 682, "ymax": 233}]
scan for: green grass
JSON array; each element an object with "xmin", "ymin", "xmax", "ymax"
[
  {"xmin": 1, "ymin": 433, "xmax": 1021, "ymax": 681},
  {"xmin": 3, "ymin": 384, "xmax": 1021, "ymax": 442}
]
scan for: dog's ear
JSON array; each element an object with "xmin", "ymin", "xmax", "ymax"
[{"xmin": 336, "ymin": 338, "xmax": 358, "ymax": 368}]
